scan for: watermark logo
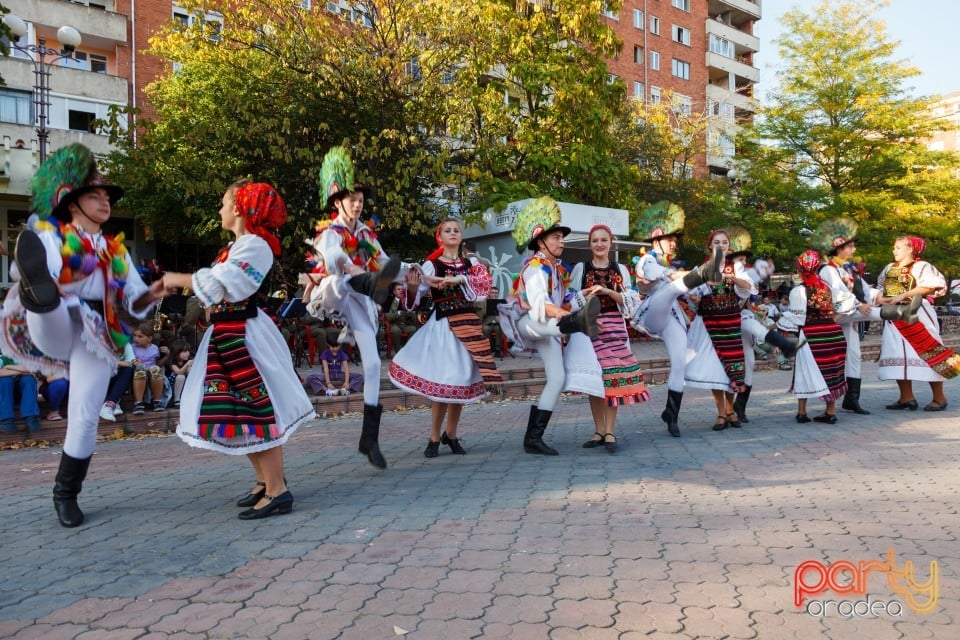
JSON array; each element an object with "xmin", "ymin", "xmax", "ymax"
[{"xmin": 794, "ymin": 548, "xmax": 938, "ymax": 617}]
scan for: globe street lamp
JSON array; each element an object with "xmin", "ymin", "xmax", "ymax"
[{"xmin": 2, "ymin": 14, "xmax": 82, "ymax": 162}]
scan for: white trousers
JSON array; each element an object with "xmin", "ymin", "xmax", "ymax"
[
  {"xmin": 639, "ymin": 279, "xmax": 689, "ymax": 393},
  {"xmin": 519, "ymin": 316, "xmax": 565, "ymax": 412},
  {"xmin": 740, "ymin": 315, "xmax": 769, "ymax": 388},
  {"xmin": 27, "ymin": 303, "xmax": 112, "ymax": 459}
]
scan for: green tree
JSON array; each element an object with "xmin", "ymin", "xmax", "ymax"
[{"xmin": 745, "ymin": 0, "xmax": 960, "ymax": 274}]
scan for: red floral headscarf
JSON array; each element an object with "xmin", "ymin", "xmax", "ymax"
[
  {"xmin": 907, "ymin": 236, "xmax": 926, "ymax": 259},
  {"xmin": 796, "ymin": 249, "xmax": 826, "ymax": 290},
  {"xmin": 236, "ymin": 183, "xmax": 287, "ymax": 255}
]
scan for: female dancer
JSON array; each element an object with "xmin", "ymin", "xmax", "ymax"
[
  {"xmin": 812, "ymin": 218, "xmax": 878, "ymax": 415},
  {"xmin": 389, "ymin": 218, "xmax": 502, "ymax": 457},
  {"xmin": 2, "ymin": 143, "xmax": 166, "ymax": 527},
  {"xmin": 570, "ymin": 225, "xmax": 649, "ymax": 452},
  {"xmin": 778, "ymin": 250, "xmax": 848, "ymax": 423},
  {"xmin": 631, "ymin": 202, "xmax": 723, "ymax": 437},
  {"xmin": 302, "ymin": 147, "xmax": 404, "ymax": 469},
  {"xmin": 876, "ymin": 236, "xmax": 959, "ymax": 410},
  {"xmin": 499, "ymin": 197, "xmax": 600, "ymax": 455},
  {"xmin": 684, "ymin": 229, "xmax": 756, "ymax": 431},
  {"xmin": 165, "ymin": 181, "xmax": 315, "ymax": 519}
]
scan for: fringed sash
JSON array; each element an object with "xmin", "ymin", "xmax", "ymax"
[
  {"xmin": 447, "ymin": 310, "xmax": 502, "ymax": 392},
  {"xmin": 803, "ymin": 317, "xmax": 848, "ymax": 400},
  {"xmin": 893, "ymin": 319, "xmax": 960, "ymax": 379},
  {"xmin": 197, "ymin": 318, "xmax": 279, "ymax": 442}
]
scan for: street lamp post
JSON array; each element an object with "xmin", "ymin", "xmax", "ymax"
[{"xmin": 2, "ymin": 14, "xmax": 82, "ymax": 163}]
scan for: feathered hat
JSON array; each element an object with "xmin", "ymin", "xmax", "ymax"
[
  {"xmin": 811, "ymin": 217, "xmax": 858, "ymax": 256},
  {"xmin": 512, "ymin": 197, "xmax": 570, "ymax": 251},
  {"xmin": 31, "ymin": 143, "xmax": 123, "ymax": 222},
  {"xmin": 632, "ymin": 201, "xmax": 685, "ymax": 243},
  {"xmin": 319, "ymin": 146, "xmax": 372, "ymax": 212},
  {"xmin": 726, "ymin": 225, "xmax": 752, "ymax": 259}
]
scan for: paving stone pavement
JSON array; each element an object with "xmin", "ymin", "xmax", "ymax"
[{"xmin": 1, "ymin": 361, "xmax": 957, "ymax": 639}]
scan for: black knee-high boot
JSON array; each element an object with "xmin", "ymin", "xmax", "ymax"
[
  {"xmin": 523, "ymin": 405, "xmax": 558, "ymax": 455},
  {"xmin": 733, "ymin": 385, "xmax": 752, "ymax": 423},
  {"xmin": 359, "ymin": 404, "xmax": 387, "ymax": 469},
  {"xmin": 347, "ymin": 257, "xmax": 401, "ymax": 309},
  {"xmin": 661, "ymin": 389, "xmax": 683, "ymax": 437},
  {"xmin": 841, "ymin": 377, "xmax": 870, "ymax": 414},
  {"xmin": 53, "ymin": 452, "xmax": 91, "ymax": 528},
  {"xmin": 16, "ymin": 230, "xmax": 60, "ymax": 313}
]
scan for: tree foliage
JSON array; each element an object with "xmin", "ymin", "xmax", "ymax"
[{"xmin": 742, "ymin": 0, "xmax": 960, "ymax": 277}]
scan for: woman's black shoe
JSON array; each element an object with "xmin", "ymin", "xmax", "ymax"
[
  {"xmin": 796, "ymin": 414, "xmax": 811, "ymax": 424},
  {"xmin": 712, "ymin": 416, "xmax": 728, "ymax": 431},
  {"xmin": 440, "ymin": 432, "xmax": 467, "ymax": 454},
  {"xmin": 238, "ymin": 491, "xmax": 294, "ymax": 520},
  {"xmin": 603, "ymin": 434, "xmax": 618, "ymax": 453},
  {"xmin": 885, "ymin": 399, "xmax": 918, "ymax": 410},
  {"xmin": 923, "ymin": 400, "xmax": 948, "ymax": 412},
  {"xmin": 812, "ymin": 413, "xmax": 838, "ymax": 424},
  {"xmin": 725, "ymin": 412, "xmax": 742, "ymax": 429},
  {"xmin": 236, "ymin": 481, "xmax": 266, "ymax": 507},
  {"xmin": 424, "ymin": 440, "xmax": 440, "ymax": 458},
  {"xmin": 582, "ymin": 432, "xmax": 604, "ymax": 449}
]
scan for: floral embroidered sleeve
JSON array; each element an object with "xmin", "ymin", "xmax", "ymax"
[
  {"xmin": 465, "ymin": 257, "xmax": 492, "ymax": 300},
  {"xmin": 521, "ymin": 262, "xmax": 552, "ymax": 324},
  {"xmin": 192, "ymin": 235, "xmax": 272, "ymax": 307},
  {"xmin": 121, "ymin": 252, "xmax": 152, "ymax": 319}
]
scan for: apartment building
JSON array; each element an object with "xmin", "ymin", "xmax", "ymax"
[
  {"xmin": 603, "ymin": 0, "xmax": 762, "ymax": 177},
  {"xmin": 925, "ymin": 90, "xmax": 960, "ymax": 153}
]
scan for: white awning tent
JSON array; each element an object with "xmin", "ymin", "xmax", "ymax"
[{"xmin": 462, "ymin": 199, "xmax": 647, "ymax": 294}]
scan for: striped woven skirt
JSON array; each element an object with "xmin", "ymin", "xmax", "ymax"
[
  {"xmin": 701, "ymin": 307, "xmax": 746, "ymax": 393},
  {"xmin": 592, "ymin": 310, "xmax": 649, "ymax": 406},
  {"xmin": 197, "ymin": 319, "xmax": 279, "ymax": 443},
  {"xmin": 389, "ymin": 310, "xmax": 502, "ymax": 403},
  {"xmin": 893, "ymin": 318, "xmax": 960, "ymax": 379},
  {"xmin": 799, "ymin": 317, "xmax": 847, "ymax": 401}
]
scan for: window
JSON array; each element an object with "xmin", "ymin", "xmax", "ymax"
[
  {"xmin": 404, "ymin": 57, "xmax": 422, "ymax": 81},
  {"xmin": 90, "ymin": 54, "xmax": 108, "ymax": 74},
  {"xmin": 633, "ymin": 9, "xmax": 644, "ymax": 29},
  {"xmin": 673, "ymin": 161, "xmax": 693, "ymax": 179},
  {"xmin": 709, "ymin": 34, "xmax": 735, "ymax": 59},
  {"xmin": 672, "ymin": 0, "xmax": 691, "ymax": 11},
  {"xmin": 650, "ymin": 86, "xmax": 661, "ymax": 105},
  {"xmin": 650, "ymin": 15, "xmax": 660, "ymax": 35},
  {"xmin": 173, "ymin": 5, "xmax": 223, "ymax": 40},
  {"xmin": 602, "ymin": 6, "xmax": 620, "ymax": 20},
  {"xmin": 0, "ymin": 88, "xmax": 33, "ymax": 125},
  {"xmin": 650, "ymin": 51, "xmax": 660, "ymax": 70},
  {"xmin": 672, "ymin": 94, "xmax": 692, "ymax": 117},
  {"xmin": 633, "ymin": 46, "xmax": 643, "ymax": 64},
  {"xmin": 59, "ymin": 52, "xmax": 90, "ymax": 72},
  {"xmin": 672, "ymin": 25, "xmax": 690, "ymax": 46},
  {"xmin": 68, "ymin": 109, "xmax": 97, "ymax": 132},
  {"xmin": 672, "ymin": 59, "xmax": 690, "ymax": 80},
  {"xmin": 708, "ymin": 99, "xmax": 735, "ymax": 121},
  {"xmin": 633, "ymin": 81, "xmax": 644, "ymax": 99}
]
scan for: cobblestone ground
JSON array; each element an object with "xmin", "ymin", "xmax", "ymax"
[{"xmin": 0, "ymin": 362, "xmax": 957, "ymax": 639}]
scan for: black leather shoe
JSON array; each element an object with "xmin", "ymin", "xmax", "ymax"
[
  {"xmin": 582, "ymin": 432, "xmax": 604, "ymax": 449},
  {"xmin": 238, "ymin": 491, "xmax": 294, "ymax": 520},
  {"xmin": 603, "ymin": 434, "xmax": 618, "ymax": 453},
  {"xmin": 424, "ymin": 440, "xmax": 440, "ymax": 458},
  {"xmin": 236, "ymin": 482, "xmax": 266, "ymax": 507},
  {"xmin": 796, "ymin": 414, "xmax": 811, "ymax": 424},
  {"xmin": 15, "ymin": 229, "xmax": 60, "ymax": 313},
  {"xmin": 885, "ymin": 399, "xmax": 918, "ymax": 410},
  {"xmin": 712, "ymin": 417, "xmax": 728, "ymax": 431},
  {"xmin": 813, "ymin": 413, "xmax": 838, "ymax": 424},
  {"xmin": 725, "ymin": 412, "xmax": 742, "ymax": 429},
  {"xmin": 923, "ymin": 400, "xmax": 948, "ymax": 412},
  {"xmin": 440, "ymin": 432, "xmax": 466, "ymax": 454}
]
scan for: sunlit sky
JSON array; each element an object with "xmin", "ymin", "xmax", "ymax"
[{"xmin": 754, "ymin": 0, "xmax": 960, "ymax": 101}]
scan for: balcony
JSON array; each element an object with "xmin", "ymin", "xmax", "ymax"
[
  {"xmin": 705, "ymin": 51, "xmax": 759, "ymax": 85},
  {"xmin": 708, "ymin": 0, "xmax": 761, "ymax": 27},
  {"xmin": 0, "ymin": 58, "xmax": 127, "ymax": 103},
  {"xmin": 707, "ymin": 83, "xmax": 757, "ymax": 115},
  {"xmin": 705, "ymin": 18, "xmax": 759, "ymax": 56},
  {"xmin": 12, "ymin": 0, "xmax": 127, "ymax": 46}
]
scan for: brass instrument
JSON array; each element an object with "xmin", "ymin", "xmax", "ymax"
[{"xmin": 153, "ymin": 311, "xmax": 168, "ymax": 332}]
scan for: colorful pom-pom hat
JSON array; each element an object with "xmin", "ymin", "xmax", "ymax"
[
  {"xmin": 633, "ymin": 201, "xmax": 685, "ymax": 242},
  {"xmin": 811, "ymin": 217, "xmax": 858, "ymax": 256},
  {"xmin": 512, "ymin": 196, "xmax": 571, "ymax": 251},
  {"xmin": 319, "ymin": 146, "xmax": 372, "ymax": 212},
  {"xmin": 31, "ymin": 143, "xmax": 123, "ymax": 222}
]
